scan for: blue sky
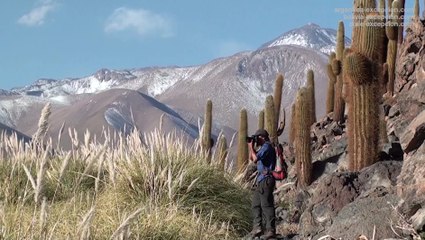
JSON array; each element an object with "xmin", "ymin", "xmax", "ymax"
[{"xmin": 0, "ymin": 0, "xmax": 416, "ymax": 90}]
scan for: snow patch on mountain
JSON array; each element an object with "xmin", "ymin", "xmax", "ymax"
[
  {"xmin": 0, "ymin": 96, "xmax": 47, "ymax": 127},
  {"xmin": 261, "ymin": 23, "xmax": 351, "ymax": 55},
  {"xmin": 104, "ymin": 107, "xmax": 134, "ymax": 134}
]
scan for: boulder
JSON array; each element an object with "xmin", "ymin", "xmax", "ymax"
[
  {"xmin": 324, "ymin": 193, "xmax": 401, "ymax": 240},
  {"xmin": 400, "ymin": 110, "xmax": 425, "ymax": 154},
  {"xmin": 397, "ymin": 143, "xmax": 425, "ymax": 222}
]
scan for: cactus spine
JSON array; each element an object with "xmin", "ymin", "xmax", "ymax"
[
  {"xmin": 307, "ymin": 70, "xmax": 316, "ymax": 124},
  {"xmin": 264, "ymin": 95, "xmax": 277, "ymax": 144},
  {"xmin": 201, "ymin": 100, "xmax": 213, "ymax": 160},
  {"xmin": 216, "ymin": 134, "xmax": 228, "ymax": 171},
  {"xmin": 327, "ymin": 53, "xmax": 337, "ymax": 114},
  {"xmin": 386, "ymin": 0, "xmax": 402, "ymax": 96},
  {"xmin": 258, "ymin": 110, "xmax": 264, "ymax": 130},
  {"xmin": 237, "ymin": 108, "xmax": 249, "ymax": 172},
  {"xmin": 333, "ymin": 21, "xmax": 346, "ymax": 123},
  {"xmin": 345, "ymin": 13, "xmax": 384, "ymax": 171},
  {"xmin": 295, "ymin": 88, "xmax": 312, "ymax": 188}
]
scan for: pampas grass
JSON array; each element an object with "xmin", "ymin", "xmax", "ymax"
[{"xmin": 0, "ymin": 126, "xmax": 251, "ymax": 239}]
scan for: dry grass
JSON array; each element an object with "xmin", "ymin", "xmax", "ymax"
[{"xmin": 0, "ymin": 127, "xmax": 251, "ymax": 239}]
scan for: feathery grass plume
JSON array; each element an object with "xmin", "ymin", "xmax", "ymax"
[
  {"xmin": 258, "ymin": 110, "xmax": 264, "ymax": 130},
  {"xmin": 77, "ymin": 206, "xmax": 95, "ymax": 239},
  {"xmin": 237, "ymin": 108, "xmax": 248, "ymax": 173},
  {"xmin": 39, "ymin": 197, "xmax": 48, "ymax": 238},
  {"xmin": 159, "ymin": 113, "xmax": 165, "ymax": 132},
  {"xmin": 307, "ymin": 69, "xmax": 316, "ymax": 124},
  {"xmin": 111, "ymin": 208, "xmax": 143, "ymax": 239},
  {"xmin": 295, "ymin": 88, "xmax": 312, "ymax": 188},
  {"xmin": 345, "ymin": 12, "xmax": 383, "ymax": 171},
  {"xmin": 35, "ymin": 145, "xmax": 50, "ymax": 204},
  {"xmin": 33, "ymin": 102, "xmax": 52, "ymax": 144},
  {"xmin": 215, "ymin": 133, "xmax": 228, "ymax": 170},
  {"xmin": 56, "ymin": 122, "xmax": 65, "ymax": 150}
]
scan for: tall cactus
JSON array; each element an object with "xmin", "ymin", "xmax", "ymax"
[
  {"xmin": 264, "ymin": 95, "xmax": 277, "ymax": 145},
  {"xmin": 201, "ymin": 100, "xmax": 213, "ymax": 160},
  {"xmin": 215, "ymin": 134, "xmax": 228, "ymax": 171},
  {"xmin": 295, "ymin": 88, "xmax": 312, "ymax": 188},
  {"xmin": 380, "ymin": 0, "xmax": 389, "ymax": 64},
  {"xmin": 333, "ymin": 21, "xmax": 346, "ymax": 123},
  {"xmin": 386, "ymin": 0, "xmax": 402, "ymax": 96},
  {"xmin": 289, "ymin": 103, "xmax": 296, "ymax": 145},
  {"xmin": 414, "ymin": 0, "xmax": 420, "ymax": 19},
  {"xmin": 326, "ymin": 53, "xmax": 337, "ymax": 114},
  {"xmin": 307, "ymin": 70, "xmax": 316, "ymax": 124},
  {"xmin": 274, "ymin": 74, "xmax": 284, "ymax": 127},
  {"xmin": 397, "ymin": 0, "xmax": 405, "ymax": 44},
  {"xmin": 237, "ymin": 108, "xmax": 249, "ymax": 172},
  {"xmin": 258, "ymin": 110, "xmax": 264, "ymax": 130},
  {"xmin": 344, "ymin": 13, "xmax": 384, "ymax": 171}
]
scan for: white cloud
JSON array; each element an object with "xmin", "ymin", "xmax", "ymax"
[
  {"xmin": 18, "ymin": 0, "xmax": 57, "ymax": 27},
  {"xmin": 105, "ymin": 7, "xmax": 173, "ymax": 38}
]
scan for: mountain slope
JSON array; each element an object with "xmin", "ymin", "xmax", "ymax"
[
  {"xmin": 20, "ymin": 89, "xmax": 199, "ymax": 149},
  {"xmin": 2, "ymin": 23, "xmax": 345, "ymax": 143},
  {"xmin": 261, "ymin": 23, "xmax": 351, "ymax": 55}
]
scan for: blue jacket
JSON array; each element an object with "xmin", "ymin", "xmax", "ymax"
[{"xmin": 256, "ymin": 142, "xmax": 276, "ymax": 183}]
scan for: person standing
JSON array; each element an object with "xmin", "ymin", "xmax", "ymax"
[{"xmin": 247, "ymin": 129, "xmax": 276, "ymax": 239}]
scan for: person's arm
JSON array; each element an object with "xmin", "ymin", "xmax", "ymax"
[{"xmin": 248, "ymin": 142, "xmax": 258, "ymax": 163}]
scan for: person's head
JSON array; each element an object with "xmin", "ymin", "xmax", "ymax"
[{"xmin": 254, "ymin": 129, "xmax": 269, "ymax": 145}]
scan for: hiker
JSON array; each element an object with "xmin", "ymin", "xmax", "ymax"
[{"xmin": 247, "ymin": 129, "xmax": 276, "ymax": 239}]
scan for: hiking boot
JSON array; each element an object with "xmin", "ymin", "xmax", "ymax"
[
  {"xmin": 260, "ymin": 230, "xmax": 275, "ymax": 240},
  {"xmin": 247, "ymin": 227, "xmax": 262, "ymax": 238}
]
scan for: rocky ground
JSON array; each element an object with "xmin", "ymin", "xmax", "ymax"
[{"xmin": 270, "ymin": 19, "xmax": 425, "ymax": 240}]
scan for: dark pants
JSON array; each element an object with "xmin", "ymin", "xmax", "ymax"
[{"xmin": 252, "ymin": 176, "xmax": 276, "ymax": 231}]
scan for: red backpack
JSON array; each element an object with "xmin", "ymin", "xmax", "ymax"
[{"xmin": 272, "ymin": 143, "xmax": 288, "ymax": 180}]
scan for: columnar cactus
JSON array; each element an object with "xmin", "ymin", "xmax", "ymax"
[
  {"xmin": 274, "ymin": 74, "xmax": 284, "ymax": 128},
  {"xmin": 414, "ymin": 0, "xmax": 420, "ymax": 18},
  {"xmin": 380, "ymin": 0, "xmax": 389, "ymax": 64},
  {"xmin": 344, "ymin": 13, "xmax": 384, "ymax": 171},
  {"xmin": 307, "ymin": 70, "xmax": 316, "ymax": 124},
  {"xmin": 397, "ymin": 0, "xmax": 405, "ymax": 44},
  {"xmin": 386, "ymin": 0, "xmax": 402, "ymax": 96},
  {"xmin": 215, "ymin": 134, "xmax": 228, "ymax": 171},
  {"xmin": 201, "ymin": 100, "xmax": 213, "ymax": 157},
  {"xmin": 326, "ymin": 53, "xmax": 337, "ymax": 114},
  {"xmin": 289, "ymin": 103, "xmax": 296, "ymax": 145},
  {"xmin": 264, "ymin": 95, "xmax": 277, "ymax": 145},
  {"xmin": 258, "ymin": 110, "xmax": 264, "ymax": 130},
  {"xmin": 353, "ymin": 0, "xmax": 377, "ymax": 44},
  {"xmin": 295, "ymin": 88, "xmax": 312, "ymax": 188},
  {"xmin": 237, "ymin": 108, "xmax": 249, "ymax": 172},
  {"xmin": 333, "ymin": 21, "xmax": 346, "ymax": 123}
]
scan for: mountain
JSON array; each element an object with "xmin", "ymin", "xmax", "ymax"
[
  {"xmin": 261, "ymin": 23, "xmax": 351, "ymax": 55},
  {"xmin": 1, "ymin": 23, "xmax": 345, "ymax": 145},
  {"xmin": 0, "ymin": 122, "xmax": 31, "ymax": 142}
]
